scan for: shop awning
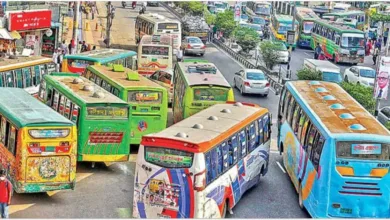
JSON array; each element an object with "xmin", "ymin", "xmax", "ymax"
[
  {"xmin": 0, "ymin": 29, "xmax": 21, "ymax": 40},
  {"xmin": 10, "ymin": 31, "xmax": 21, "ymax": 40}
]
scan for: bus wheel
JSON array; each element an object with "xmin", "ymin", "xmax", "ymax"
[
  {"xmin": 221, "ymin": 200, "xmax": 228, "ymax": 218},
  {"xmin": 333, "ymin": 54, "xmax": 338, "ymax": 64},
  {"xmin": 298, "ymin": 183, "xmax": 304, "ymax": 209}
]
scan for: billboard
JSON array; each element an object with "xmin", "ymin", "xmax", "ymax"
[{"xmin": 374, "ymin": 56, "xmax": 390, "ymax": 100}]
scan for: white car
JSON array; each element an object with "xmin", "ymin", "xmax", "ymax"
[
  {"xmin": 274, "ymin": 42, "xmax": 289, "ymax": 63},
  {"xmin": 343, "ymin": 66, "xmax": 376, "ymax": 87},
  {"xmin": 233, "ymin": 69, "xmax": 270, "ymax": 96}
]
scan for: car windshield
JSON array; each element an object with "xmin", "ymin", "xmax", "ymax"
[
  {"xmin": 247, "ymin": 72, "xmax": 266, "ymax": 80},
  {"xmin": 360, "ymin": 69, "xmax": 376, "ymax": 78},
  {"xmin": 256, "ymin": 5, "xmax": 271, "ymax": 15},
  {"xmin": 341, "ymin": 33, "xmax": 365, "ymax": 48},
  {"xmin": 253, "ymin": 17, "xmax": 266, "ymax": 25},
  {"xmin": 247, "ymin": 24, "xmax": 262, "ymax": 31},
  {"xmin": 215, "ymin": 3, "xmax": 225, "ymax": 9},
  {"xmin": 322, "ymin": 72, "xmax": 342, "ymax": 83},
  {"xmin": 274, "ymin": 43, "xmax": 287, "ymax": 51},
  {"xmin": 241, "ymin": 14, "xmax": 248, "ymax": 20},
  {"xmin": 303, "ymin": 21, "xmax": 314, "ymax": 34},
  {"xmin": 188, "ymin": 38, "xmax": 202, "ymax": 44}
]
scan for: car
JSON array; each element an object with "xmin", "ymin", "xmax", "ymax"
[
  {"xmin": 149, "ymin": 69, "xmax": 174, "ymax": 104},
  {"xmin": 146, "ymin": 1, "xmax": 159, "ymax": 6},
  {"xmin": 233, "ymin": 69, "xmax": 270, "ymax": 96},
  {"xmin": 343, "ymin": 66, "xmax": 376, "ymax": 87},
  {"xmin": 240, "ymin": 14, "xmax": 249, "ymax": 22},
  {"xmin": 182, "ymin": 37, "xmax": 206, "ymax": 56},
  {"xmin": 378, "ymin": 106, "xmax": 390, "ymax": 128},
  {"xmin": 274, "ymin": 42, "xmax": 289, "ymax": 63}
]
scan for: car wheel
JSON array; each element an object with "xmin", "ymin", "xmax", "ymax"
[
  {"xmin": 200, "ymin": 53, "xmax": 204, "ymax": 57},
  {"xmin": 263, "ymin": 93, "xmax": 268, "ymax": 97},
  {"xmin": 240, "ymin": 86, "xmax": 245, "ymax": 95},
  {"xmin": 344, "ymin": 75, "xmax": 349, "ymax": 83},
  {"xmin": 221, "ymin": 201, "xmax": 228, "ymax": 218}
]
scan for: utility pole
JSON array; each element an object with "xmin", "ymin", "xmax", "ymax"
[
  {"xmin": 72, "ymin": 1, "xmax": 80, "ymax": 53},
  {"xmin": 286, "ymin": 2, "xmax": 296, "ymax": 79},
  {"xmin": 106, "ymin": 1, "xmax": 115, "ymax": 48}
]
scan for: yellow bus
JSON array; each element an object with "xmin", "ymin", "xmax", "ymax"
[
  {"xmin": 0, "ymin": 56, "xmax": 55, "ymax": 97},
  {"xmin": 138, "ymin": 34, "xmax": 173, "ymax": 76},
  {"xmin": 0, "ymin": 88, "xmax": 77, "ymax": 193}
]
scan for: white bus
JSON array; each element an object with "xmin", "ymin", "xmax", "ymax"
[
  {"xmin": 135, "ymin": 13, "xmax": 181, "ymax": 54},
  {"xmin": 133, "ymin": 102, "xmax": 272, "ymax": 218}
]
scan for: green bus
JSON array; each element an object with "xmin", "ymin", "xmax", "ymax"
[
  {"xmin": 295, "ymin": 7, "xmax": 319, "ymax": 48},
  {"xmin": 39, "ymin": 73, "xmax": 131, "ymax": 162},
  {"xmin": 62, "ymin": 49, "xmax": 137, "ymax": 74},
  {"xmin": 270, "ymin": 14, "xmax": 299, "ymax": 49},
  {"xmin": 311, "ymin": 20, "xmax": 365, "ymax": 64},
  {"xmin": 83, "ymin": 65, "xmax": 168, "ymax": 145},
  {"xmin": 323, "ymin": 11, "xmax": 365, "ymax": 30},
  {"xmin": 172, "ymin": 60, "xmax": 234, "ymax": 123}
]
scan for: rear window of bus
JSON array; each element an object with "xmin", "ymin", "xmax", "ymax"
[
  {"xmin": 193, "ymin": 88, "xmax": 228, "ymax": 101},
  {"xmin": 28, "ymin": 128, "xmax": 70, "ymax": 139},
  {"xmin": 145, "ymin": 146, "xmax": 194, "ymax": 168},
  {"xmin": 157, "ymin": 23, "xmax": 179, "ymax": 30},
  {"xmin": 68, "ymin": 59, "xmax": 95, "ymax": 68},
  {"xmin": 336, "ymin": 142, "xmax": 390, "ymax": 160},
  {"xmin": 128, "ymin": 91, "xmax": 163, "ymax": 104},
  {"xmin": 141, "ymin": 46, "xmax": 169, "ymax": 56},
  {"xmin": 86, "ymin": 106, "xmax": 129, "ymax": 120}
]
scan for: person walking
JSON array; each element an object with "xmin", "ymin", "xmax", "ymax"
[
  {"xmin": 52, "ymin": 49, "xmax": 59, "ymax": 72},
  {"xmin": 366, "ymin": 39, "xmax": 372, "ymax": 56},
  {"xmin": 0, "ymin": 169, "xmax": 12, "ymax": 219},
  {"xmin": 314, "ymin": 43, "xmax": 322, "ymax": 60},
  {"xmin": 58, "ymin": 49, "xmax": 64, "ymax": 71},
  {"xmin": 176, "ymin": 47, "xmax": 183, "ymax": 62},
  {"xmin": 81, "ymin": 41, "xmax": 87, "ymax": 52},
  {"xmin": 384, "ymin": 28, "xmax": 389, "ymax": 46},
  {"xmin": 60, "ymin": 40, "xmax": 68, "ymax": 54},
  {"xmin": 91, "ymin": 4, "xmax": 97, "ymax": 20},
  {"xmin": 373, "ymin": 46, "xmax": 379, "ymax": 65}
]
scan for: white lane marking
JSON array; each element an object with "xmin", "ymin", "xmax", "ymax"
[
  {"xmin": 276, "ymin": 161, "xmax": 286, "ymax": 174},
  {"xmin": 304, "ymin": 52, "xmax": 314, "ymax": 57}
]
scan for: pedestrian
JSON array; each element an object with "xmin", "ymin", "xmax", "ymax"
[
  {"xmin": 314, "ymin": 43, "xmax": 322, "ymax": 60},
  {"xmin": 375, "ymin": 38, "xmax": 382, "ymax": 50},
  {"xmin": 366, "ymin": 39, "xmax": 372, "ymax": 56},
  {"xmin": 176, "ymin": 47, "xmax": 183, "ymax": 62},
  {"xmin": 60, "ymin": 40, "xmax": 68, "ymax": 54},
  {"xmin": 87, "ymin": 43, "xmax": 91, "ymax": 51},
  {"xmin": 373, "ymin": 30, "xmax": 378, "ymax": 42},
  {"xmin": 78, "ymin": 41, "xmax": 82, "ymax": 53},
  {"xmin": 58, "ymin": 49, "xmax": 64, "ymax": 71},
  {"xmin": 52, "ymin": 49, "xmax": 59, "ymax": 71},
  {"xmin": 385, "ymin": 28, "xmax": 389, "ymax": 46},
  {"xmin": 0, "ymin": 169, "xmax": 12, "ymax": 219},
  {"xmin": 91, "ymin": 4, "xmax": 97, "ymax": 20},
  {"xmin": 81, "ymin": 41, "xmax": 87, "ymax": 52},
  {"xmin": 373, "ymin": 46, "xmax": 379, "ymax": 65}
]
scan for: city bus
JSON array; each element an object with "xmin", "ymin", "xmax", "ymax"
[
  {"xmin": 0, "ymin": 88, "xmax": 77, "ymax": 193},
  {"xmin": 172, "ymin": 60, "xmax": 234, "ymax": 123},
  {"xmin": 0, "ymin": 56, "xmax": 55, "ymax": 97},
  {"xmin": 39, "ymin": 73, "xmax": 131, "ymax": 162},
  {"xmin": 61, "ymin": 49, "xmax": 137, "ymax": 74},
  {"xmin": 323, "ymin": 11, "xmax": 365, "ymax": 30},
  {"xmin": 246, "ymin": 1, "xmax": 272, "ymax": 23},
  {"xmin": 135, "ymin": 13, "xmax": 182, "ymax": 54},
  {"xmin": 270, "ymin": 14, "xmax": 299, "ymax": 49},
  {"xmin": 137, "ymin": 34, "xmax": 173, "ymax": 76},
  {"xmin": 311, "ymin": 20, "xmax": 365, "ymax": 64},
  {"xmin": 277, "ymin": 80, "xmax": 390, "ymax": 218},
  {"xmin": 83, "ymin": 65, "xmax": 168, "ymax": 145},
  {"xmin": 295, "ymin": 7, "xmax": 319, "ymax": 48},
  {"xmin": 133, "ymin": 102, "xmax": 272, "ymax": 218}
]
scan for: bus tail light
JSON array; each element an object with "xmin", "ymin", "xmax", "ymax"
[
  {"xmin": 336, "ymin": 166, "xmax": 354, "ymax": 176},
  {"xmin": 60, "ymin": 142, "xmax": 69, "ymax": 146},
  {"xmin": 244, "ymin": 81, "xmax": 250, "ymax": 86},
  {"xmin": 29, "ymin": 143, "xmax": 40, "ymax": 148},
  {"xmin": 194, "ymin": 170, "xmax": 206, "ymax": 191},
  {"xmin": 370, "ymin": 168, "xmax": 388, "ymax": 177}
]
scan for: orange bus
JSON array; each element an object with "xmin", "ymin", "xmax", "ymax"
[{"xmin": 133, "ymin": 102, "xmax": 272, "ymax": 218}]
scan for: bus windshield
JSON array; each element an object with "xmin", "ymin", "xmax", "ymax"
[
  {"xmin": 253, "ymin": 17, "xmax": 266, "ymax": 25},
  {"xmin": 193, "ymin": 88, "xmax": 228, "ymax": 101},
  {"xmin": 336, "ymin": 142, "xmax": 390, "ymax": 161},
  {"xmin": 128, "ymin": 90, "xmax": 163, "ymax": 104},
  {"xmin": 215, "ymin": 3, "xmax": 225, "ymax": 9},
  {"xmin": 256, "ymin": 5, "xmax": 271, "ymax": 15},
  {"xmin": 341, "ymin": 33, "xmax": 365, "ymax": 48},
  {"xmin": 303, "ymin": 21, "xmax": 314, "ymax": 34},
  {"xmin": 145, "ymin": 146, "xmax": 194, "ymax": 168},
  {"xmin": 86, "ymin": 106, "xmax": 129, "ymax": 120},
  {"xmin": 69, "ymin": 59, "xmax": 95, "ymax": 68},
  {"xmin": 322, "ymin": 72, "xmax": 342, "ymax": 83},
  {"xmin": 141, "ymin": 46, "xmax": 169, "ymax": 56},
  {"xmin": 278, "ymin": 25, "xmax": 292, "ymax": 34}
]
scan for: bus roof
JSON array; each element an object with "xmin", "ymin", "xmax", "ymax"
[
  {"xmin": 137, "ymin": 13, "xmax": 179, "ymax": 24},
  {"xmin": 315, "ymin": 19, "xmax": 364, "ymax": 33},
  {"xmin": 274, "ymin": 14, "xmax": 299, "ymax": 25},
  {"xmin": 287, "ymin": 81, "xmax": 390, "ymax": 136},
  {"xmin": 144, "ymin": 103, "xmax": 268, "ymax": 152},
  {"xmin": 176, "ymin": 61, "xmax": 231, "ymax": 88},
  {"xmin": 0, "ymin": 56, "xmax": 52, "ymax": 71},
  {"xmin": 64, "ymin": 49, "xmax": 137, "ymax": 63},
  {"xmin": 88, "ymin": 65, "xmax": 165, "ymax": 89},
  {"xmin": 45, "ymin": 73, "xmax": 128, "ymax": 104},
  {"xmin": 296, "ymin": 7, "xmax": 319, "ymax": 20},
  {"xmin": 0, "ymin": 88, "xmax": 74, "ymax": 128},
  {"xmin": 324, "ymin": 10, "xmax": 365, "ymax": 17}
]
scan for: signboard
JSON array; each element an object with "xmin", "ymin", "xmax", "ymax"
[
  {"xmin": 352, "ymin": 144, "xmax": 381, "ymax": 155},
  {"xmin": 145, "ymin": 151, "xmax": 193, "ymax": 167},
  {"xmin": 374, "ymin": 56, "xmax": 390, "ymax": 100},
  {"xmin": 234, "ymin": 3, "xmax": 241, "ymax": 22},
  {"xmin": 8, "ymin": 10, "xmax": 52, "ymax": 31},
  {"xmin": 287, "ymin": 30, "xmax": 296, "ymax": 45},
  {"xmin": 86, "ymin": 107, "xmax": 128, "ymax": 118}
]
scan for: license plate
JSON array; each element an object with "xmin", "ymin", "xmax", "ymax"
[
  {"xmin": 45, "ymin": 146, "xmax": 55, "ymax": 152},
  {"xmin": 253, "ymin": 84, "xmax": 263, "ymax": 88},
  {"xmin": 140, "ymin": 108, "xmax": 148, "ymax": 112}
]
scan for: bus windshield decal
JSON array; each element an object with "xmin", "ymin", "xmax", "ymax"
[
  {"xmin": 352, "ymin": 144, "xmax": 382, "ymax": 155},
  {"xmin": 145, "ymin": 147, "xmax": 193, "ymax": 168},
  {"xmin": 193, "ymin": 88, "xmax": 228, "ymax": 101},
  {"xmin": 158, "ymin": 23, "xmax": 178, "ymax": 30},
  {"xmin": 29, "ymin": 129, "xmax": 70, "ymax": 139},
  {"xmin": 128, "ymin": 91, "xmax": 162, "ymax": 104},
  {"xmin": 141, "ymin": 46, "xmax": 169, "ymax": 56},
  {"xmin": 86, "ymin": 106, "xmax": 129, "ymax": 119}
]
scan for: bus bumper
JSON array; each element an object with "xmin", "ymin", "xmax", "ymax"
[
  {"xmin": 15, "ymin": 181, "xmax": 75, "ymax": 193},
  {"xmin": 78, "ymin": 154, "xmax": 130, "ymax": 162},
  {"xmin": 298, "ymin": 39, "xmax": 311, "ymax": 48},
  {"xmin": 338, "ymin": 54, "xmax": 364, "ymax": 64}
]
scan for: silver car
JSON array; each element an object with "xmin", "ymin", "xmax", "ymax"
[
  {"xmin": 182, "ymin": 37, "xmax": 206, "ymax": 56},
  {"xmin": 378, "ymin": 106, "xmax": 390, "ymax": 128},
  {"xmin": 233, "ymin": 69, "xmax": 270, "ymax": 97}
]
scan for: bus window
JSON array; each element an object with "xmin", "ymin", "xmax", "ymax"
[
  {"xmin": 5, "ymin": 71, "xmax": 14, "ymax": 87},
  {"xmin": 217, "ymin": 145, "xmax": 223, "ymax": 174},
  {"xmin": 95, "ymin": 76, "xmax": 102, "ymax": 86},
  {"xmin": 239, "ymin": 130, "xmax": 247, "ymax": 157},
  {"xmin": 64, "ymin": 99, "xmax": 71, "ymax": 119},
  {"xmin": 34, "ymin": 66, "xmax": 41, "ymax": 86},
  {"xmin": 311, "ymin": 134, "xmax": 324, "ymax": 170},
  {"xmin": 126, "ymin": 56, "xmax": 133, "ymax": 69},
  {"xmin": 0, "ymin": 117, "xmax": 7, "ymax": 145},
  {"xmin": 59, "ymin": 95, "xmax": 65, "ymax": 115},
  {"xmin": 287, "ymin": 98, "xmax": 296, "ymax": 125},
  {"xmin": 211, "ymin": 148, "xmax": 218, "ymax": 180},
  {"xmin": 0, "ymin": 73, "xmax": 3, "ymax": 87},
  {"xmin": 23, "ymin": 67, "xmax": 32, "ymax": 87},
  {"xmin": 263, "ymin": 114, "xmax": 270, "ymax": 142},
  {"xmin": 52, "ymin": 90, "xmax": 60, "ymax": 111},
  {"xmin": 283, "ymin": 92, "xmax": 291, "ymax": 119},
  {"xmin": 71, "ymin": 104, "xmax": 80, "ymax": 124},
  {"xmin": 230, "ymin": 135, "xmax": 239, "ymax": 164},
  {"xmin": 305, "ymin": 125, "xmax": 317, "ymax": 156},
  {"xmin": 292, "ymin": 105, "xmax": 301, "ymax": 135},
  {"xmin": 258, "ymin": 118, "xmax": 264, "ymax": 144},
  {"xmin": 7, "ymin": 126, "xmax": 17, "ymax": 155},
  {"xmin": 128, "ymin": 91, "xmax": 162, "ymax": 104},
  {"xmin": 222, "ymin": 142, "xmax": 229, "ymax": 172},
  {"xmin": 300, "ymin": 119, "xmax": 310, "ymax": 145},
  {"xmin": 113, "ymin": 88, "xmax": 119, "ymax": 97},
  {"xmin": 205, "ymin": 152, "xmax": 212, "ymax": 184},
  {"xmin": 297, "ymin": 111, "xmax": 307, "ymax": 142},
  {"xmin": 101, "ymin": 80, "xmax": 107, "ymax": 90},
  {"xmin": 15, "ymin": 69, "xmax": 23, "ymax": 88},
  {"xmin": 248, "ymin": 123, "xmax": 256, "ymax": 152}
]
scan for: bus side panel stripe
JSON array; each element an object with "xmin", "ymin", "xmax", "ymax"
[
  {"xmin": 171, "ymin": 169, "xmax": 190, "ymax": 218},
  {"xmin": 163, "ymin": 170, "xmax": 178, "ymax": 218},
  {"xmin": 184, "ymin": 168, "xmax": 195, "ymax": 218},
  {"xmin": 137, "ymin": 201, "xmax": 147, "ymax": 218}
]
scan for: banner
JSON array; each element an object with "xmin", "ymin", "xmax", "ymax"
[
  {"xmin": 8, "ymin": 10, "xmax": 51, "ymax": 31},
  {"xmin": 234, "ymin": 2, "xmax": 241, "ymax": 22},
  {"xmin": 374, "ymin": 56, "xmax": 390, "ymax": 100}
]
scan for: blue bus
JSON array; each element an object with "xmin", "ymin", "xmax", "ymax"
[{"xmin": 277, "ymin": 80, "xmax": 390, "ymax": 218}]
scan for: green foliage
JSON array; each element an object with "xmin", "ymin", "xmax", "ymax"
[
  {"xmin": 177, "ymin": 2, "xmax": 204, "ymax": 15},
  {"xmin": 259, "ymin": 41, "xmax": 280, "ymax": 70},
  {"xmin": 233, "ymin": 27, "xmax": 260, "ymax": 53},
  {"xmin": 370, "ymin": 12, "xmax": 390, "ymax": 22},
  {"xmin": 204, "ymin": 5, "xmax": 216, "ymax": 25},
  {"xmin": 385, "ymin": 121, "xmax": 390, "ymax": 130},
  {"xmin": 296, "ymin": 68, "xmax": 322, "ymax": 81},
  {"xmin": 215, "ymin": 10, "xmax": 236, "ymax": 38},
  {"xmin": 340, "ymin": 82, "xmax": 376, "ymax": 114}
]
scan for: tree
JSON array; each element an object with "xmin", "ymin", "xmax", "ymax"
[
  {"xmin": 233, "ymin": 26, "xmax": 260, "ymax": 54},
  {"xmin": 340, "ymin": 82, "xmax": 376, "ymax": 114},
  {"xmin": 176, "ymin": 2, "xmax": 204, "ymax": 15},
  {"xmin": 296, "ymin": 68, "xmax": 322, "ymax": 80},
  {"xmin": 259, "ymin": 41, "xmax": 280, "ymax": 70},
  {"xmin": 215, "ymin": 10, "xmax": 236, "ymax": 38},
  {"xmin": 204, "ymin": 5, "xmax": 216, "ymax": 25}
]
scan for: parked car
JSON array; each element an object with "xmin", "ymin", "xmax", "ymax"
[
  {"xmin": 378, "ymin": 106, "xmax": 390, "ymax": 128},
  {"xmin": 233, "ymin": 69, "xmax": 270, "ymax": 96},
  {"xmin": 149, "ymin": 69, "xmax": 174, "ymax": 104},
  {"xmin": 147, "ymin": 1, "xmax": 159, "ymax": 6},
  {"xmin": 182, "ymin": 36, "xmax": 206, "ymax": 56},
  {"xmin": 344, "ymin": 66, "xmax": 376, "ymax": 87},
  {"xmin": 274, "ymin": 42, "xmax": 289, "ymax": 63}
]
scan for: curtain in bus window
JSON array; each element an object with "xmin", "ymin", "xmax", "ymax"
[
  {"xmin": 239, "ymin": 130, "xmax": 247, "ymax": 157},
  {"xmin": 263, "ymin": 114, "xmax": 270, "ymax": 142},
  {"xmin": 23, "ymin": 67, "xmax": 32, "ymax": 87},
  {"xmin": 15, "ymin": 69, "xmax": 23, "ymax": 88},
  {"xmin": 52, "ymin": 91, "xmax": 60, "ymax": 111},
  {"xmin": 248, "ymin": 124, "xmax": 256, "ymax": 152},
  {"xmin": 34, "ymin": 65, "xmax": 41, "ymax": 86},
  {"xmin": 306, "ymin": 126, "xmax": 317, "ymax": 157},
  {"xmin": 292, "ymin": 106, "xmax": 300, "ymax": 134},
  {"xmin": 8, "ymin": 126, "xmax": 16, "ymax": 155},
  {"xmin": 59, "ymin": 96, "xmax": 65, "ymax": 115},
  {"xmin": 297, "ymin": 111, "xmax": 306, "ymax": 142},
  {"xmin": 4, "ymin": 71, "xmax": 14, "ymax": 87},
  {"xmin": 217, "ymin": 145, "xmax": 223, "ymax": 174},
  {"xmin": 71, "ymin": 104, "xmax": 80, "ymax": 124},
  {"xmin": 205, "ymin": 152, "xmax": 212, "ymax": 184},
  {"xmin": 300, "ymin": 119, "xmax": 310, "ymax": 145},
  {"xmin": 0, "ymin": 72, "xmax": 4, "ymax": 87},
  {"xmin": 64, "ymin": 99, "xmax": 71, "ymax": 119},
  {"xmin": 231, "ymin": 135, "xmax": 239, "ymax": 164},
  {"xmin": 211, "ymin": 148, "xmax": 218, "ymax": 180},
  {"xmin": 258, "ymin": 118, "xmax": 263, "ymax": 145},
  {"xmin": 222, "ymin": 142, "xmax": 229, "ymax": 172},
  {"xmin": 0, "ymin": 118, "xmax": 6, "ymax": 145}
]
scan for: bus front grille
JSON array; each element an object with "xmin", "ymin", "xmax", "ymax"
[
  {"xmin": 339, "ymin": 181, "xmax": 382, "ymax": 196},
  {"xmin": 88, "ymin": 132, "xmax": 124, "ymax": 144}
]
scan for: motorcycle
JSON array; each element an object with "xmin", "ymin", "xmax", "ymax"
[
  {"xmin": 139, "ymin": 5, "xmax": 146, "ymax": 14},
  {"xmin": 122, "ymin": 1, "xmax": 126, "ymax": 8},
  {"xmin": 132, "ymin": 1, "xmax": 136, "ymax": 9}
]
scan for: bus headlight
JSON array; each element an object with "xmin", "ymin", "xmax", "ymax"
[{"xmin": 340, "ymin": 49, "xmax": 349, "ymax": 55}]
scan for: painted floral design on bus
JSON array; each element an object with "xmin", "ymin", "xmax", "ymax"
[{"xmin": 26, "ymin": 157, "xmax": 70, "ymax": 182}]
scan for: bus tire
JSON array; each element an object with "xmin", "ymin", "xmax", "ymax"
[
  {"xmin": 279, "ymin": 142, "xmax": 284, "ymax": 155},
  {"xmin": 298, "ymin": 183, "xmax": 304, "ymax": 209},
  {"xmin": 222, "ymin": 200, "xmax": 228, "ymax": 218}
]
